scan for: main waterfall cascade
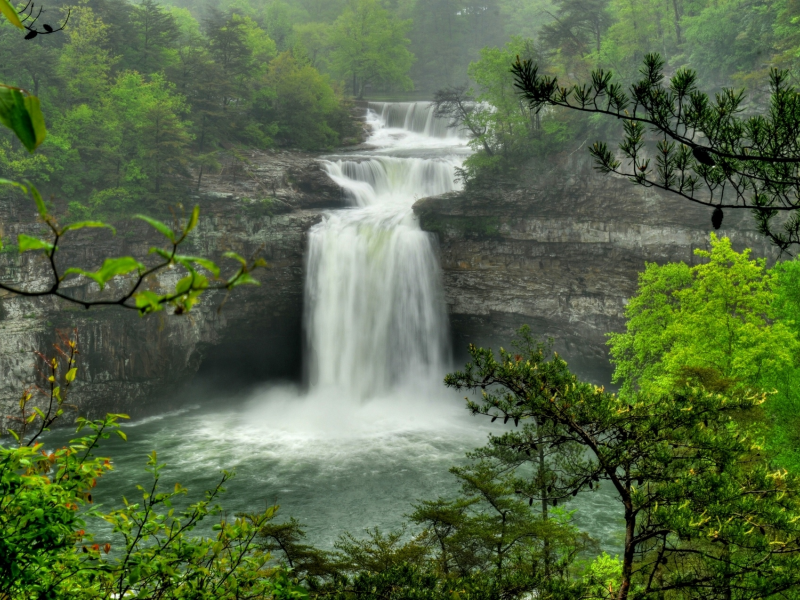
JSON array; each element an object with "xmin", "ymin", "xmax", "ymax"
[
  {"xmin": 48, "ymin": 102, "xmax": 621, "ymax": 552},
  {"xmin": 305, "ymin": 102, "xmax": 469, "ymax": 397}
]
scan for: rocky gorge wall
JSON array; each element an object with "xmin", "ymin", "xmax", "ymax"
[
  {"xmin": 414, "ymin": 154, "xmax": 778, "ymax": 383},
  {"xmin": 0, "ymin": 151, "xmax": 344, "ymax": 423},
  {"xmin": 0, "ymin": 145, "xmax": 782, "ymax": 422}
]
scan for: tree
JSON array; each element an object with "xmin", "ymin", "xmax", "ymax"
[
  {"xmin": 410, "ymin": 460, "xmax": 590, "ymax": 596},
  {"xmin": 0, "ymin": 20, "xmax": 58, "ymax": 97},
  {"xmin": 512, "ymin": 53, "xmax": 800, "ymax": 252},
  {"xmin": 56, "ymin": 6, "xmax": 117, "ymax": 106},
  {"xmin": 293, "ymin": 22, "xmax": 332, "ymax": 71},
  {"xmin": 108, "ymin": 71, "xmax": 193, "ymax": 199},
  {"xmin": 607, "ymin": 234, "xmax": 800, "ymax": 471},
  {"xmin": 128, "ymin": 0, "xmax": 179, "ymax": 74},
  {"xmin": 447, "ymin": 326, "xmax": 800, "ymax": 600},
  {"xmin": 329, "ymin": 0, "xmax": 414, "ymax": 98},
  {"xmin": 259, "ymin": 51, "xmax": 344, "ymax": 150},
  {"xmin": 436, "ymin": 37, "xmax": 575, "ymax": 183},
  {"xmin": 541, "ymin": 0, "xmax": 611, "ymax": 56},
  {"xmin": 608, "ymin": 234, "xmax": 799, "ymax": 398},
  {"xmin": 0, "ymin": 333, "xmax": 307, "ymax": 600},
  {"xmin": 264, "ymin": 1, "xmax": 296, "ymax": 52}
]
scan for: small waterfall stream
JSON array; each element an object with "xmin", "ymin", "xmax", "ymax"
[{"xmin": 305, "ymin": 103, "xmax": 468, "ymax": 397}]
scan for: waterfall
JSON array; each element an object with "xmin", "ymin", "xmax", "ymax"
[
  {"xmin": 305, "ymin": 103, "xmax": 467, "ymax": 397},
  {"xmin": 367, "ymin": 102, "xmax": 461, "ymax": 139},
  {"xmin": 322, "ymin": 157, "xmax": 462, "ymax": 207}
]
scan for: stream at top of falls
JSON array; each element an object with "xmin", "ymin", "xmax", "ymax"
[{"xmin": 41, "ymin": 102, "xmax": 623, "ymax": 552}]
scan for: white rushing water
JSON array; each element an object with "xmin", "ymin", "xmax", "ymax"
[
  {"xmin": 305, "ymin": 103, "xmax": 468, "ymax": 397},
  {"xmin": 45, "ymin": 103, "xmax": 622, "ymax": 553}
]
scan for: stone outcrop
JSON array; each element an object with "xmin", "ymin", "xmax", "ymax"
[
  {"xmin": 0, "ymin": 151, "xmax": 342, "ymax": 423},
  {"xmin": 414, "ymin": 153, "xmax": 777, "ymax": 382}
]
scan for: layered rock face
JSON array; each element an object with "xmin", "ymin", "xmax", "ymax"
[
  {"xmin": 0, "ymin": 151, "xmax": 343, "ymax": 422},
  {"xmin": 0, "ymin": 145, "xmax": 782, "ymax": 420},
  {"xmin": 414, "ymin": 154, "xmax": 777, "ymax": 382}
]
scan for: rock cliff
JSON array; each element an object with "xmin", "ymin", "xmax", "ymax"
[
  {"xmin": 1, "ymin": 145, "xmax": 783, "ymax": 422},
  {"xmin": 414, "ymin": 154, "xmax": 778, "ymax": 382},
  {"xmin": 0, "ymin": 151, "xmax": 343, "ymax": 423}
]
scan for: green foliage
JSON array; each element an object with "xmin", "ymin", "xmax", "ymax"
[
  {"xmin": 0, "ymin": 181, "xmax": 265, "ymax": 314},
  {"xmin": 681, "ymin": 0, "xmax": 777, "ymax": 88},
  {"xmin": 608, "ymin": 234, "xmax": 800, "ymax": 469},
  {"xmin": 0, "ymin": 421, "xmax": 305, "ymax": 600},
  {"xmin": 0, "ymin": 417, "xmax": 116, "ymax": 597},
  {"xmin": 0, "ymin": 85, "xmax": 45, "ymax": 152},
  {"xmin": 513, "ymin": 53, "xmax": 800, "ymax": 250},
  {"xmin": 0, "ymin": 0, "xmax": 22, "ymax": 29},
  {"xmin": 447, "ymin": 325, "xmax": 800, "ymax": 600},
  {"xmin": 329, "ymin": 0, "xmax": 414, "ymax": 98},
  {"xmin": 609, "ymin": 234, "xmax": 797, "ymax": 397},
  {"xmin": 0, "ymin": 338, "xmax": 308, "ymax": 600},
  {"xmin": 439, "ymin": 37, "xmax": 586, "ymax": 184},
  {"xmin": 260, "ymin": 52, "xmax": 350, "ymax": 150},
  {"xmin": 0, "ymin": 0, "xmax": 355, "ymax": 217}
]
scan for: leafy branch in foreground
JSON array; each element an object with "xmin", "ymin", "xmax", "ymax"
[
  {"xmin": 512, "ymin": 53, "xmax": 800, "ymax": 252},
  {"xmin": 0, "ymin": 337, "xmax": 306, "ymax": 600},
  {"xmin": 0, "ymin": 180, "xmax": 266, "ymax": 314},
  {"xmin": 5, "ymin": 329, "xmax": 80, "ymax": 445}
]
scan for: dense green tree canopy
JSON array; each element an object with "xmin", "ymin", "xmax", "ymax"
[{"xmin": 329, "ymin": 0, "xmax": 414, "ymax": 98}]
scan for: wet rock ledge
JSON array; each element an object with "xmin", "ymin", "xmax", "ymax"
[{"xmin": 0, "ymin": 151, "xmax": 342, "ymax": 422}]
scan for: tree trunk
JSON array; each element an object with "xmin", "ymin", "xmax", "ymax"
[
  {"xmin": 671, "ymin": 0, "xmax": 683, "ymax": 44},
  {"xmin": 538, "ymin": 422, "xmax": 551, "ymax": 577},
  {"xmin": 618, "ymin": 494, "xmax": 635, "ymax": 600}
]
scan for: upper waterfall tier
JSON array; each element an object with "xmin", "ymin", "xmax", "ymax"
[
  {"xmin": 368, "ymin": 102, "xmax": 461, "ymax": 139},
  {"xmin": 322, "ymin": 156, "xmax": 463, "ymax": 208}
]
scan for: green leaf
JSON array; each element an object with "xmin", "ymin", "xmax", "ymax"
[
  {"xmin": 61, "ymin": 221, "xmax": 116, "ymax": 235},
  {"xmin": 65, "ymin": 368, "xmax": 77, "ymax": 383},
  {"xmin": 175, "ymin": 274, "xmax": 209, "ymax": 295},
  {"xmin": 0, "ymin": 0, "xmax": 21, "ymax": 28},
  {"xmin": 135, "ymin": 215, "xmax": 176, "ymax": 243},
  {"xmin": 229, "ymin": 272, "xmax": 260, "ymax": 288},
  {"xmin": 223, "ymin": 251, "xmax": 247, "ymax": 266},
  {"xmin": 22, "ymin": 95, "xmax": 45, "ymax": 149},
  {"xmin": 65, "ymin": 257, "xmax": 145, "ymax": 290},
  {"xmin": 26, "ymin": 181, "xmax": 47, "ymax": 219},
  {"xmin": 149, "ymin": 247, "xmax": 173, "ymax": 261},
  {"xmin": 0, "ymin": 87, "xmax": 46, "ymax": 152},
  {"xmin": 116, "ymin": 430, "xmax": 127, "ymax": 441},
  {"xmin": 18, "ymin": 234, "xmax": 54, "ymax": 253},
  {"xmin": 185, "ymin": 205, "xmax": 200, "ymax": 235},
  {"xmin": 134, "ymin": 290, "xmax": 165, "ymax": 315},
  {"xmin": 0, "ymin": 178, "xmax": 28, "ymax": 195},
  {"xmin": 174, "ymin": 255, "xmax": 220, "ymax": 278}
]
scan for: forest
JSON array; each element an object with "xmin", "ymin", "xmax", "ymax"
[
  {"xmin": 1, "ymin": 0, "xmax": 798, "ymax": 214},
  {"xmin": 4, "ymin": 0, "xmax": 800, "ymax": 599}
]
